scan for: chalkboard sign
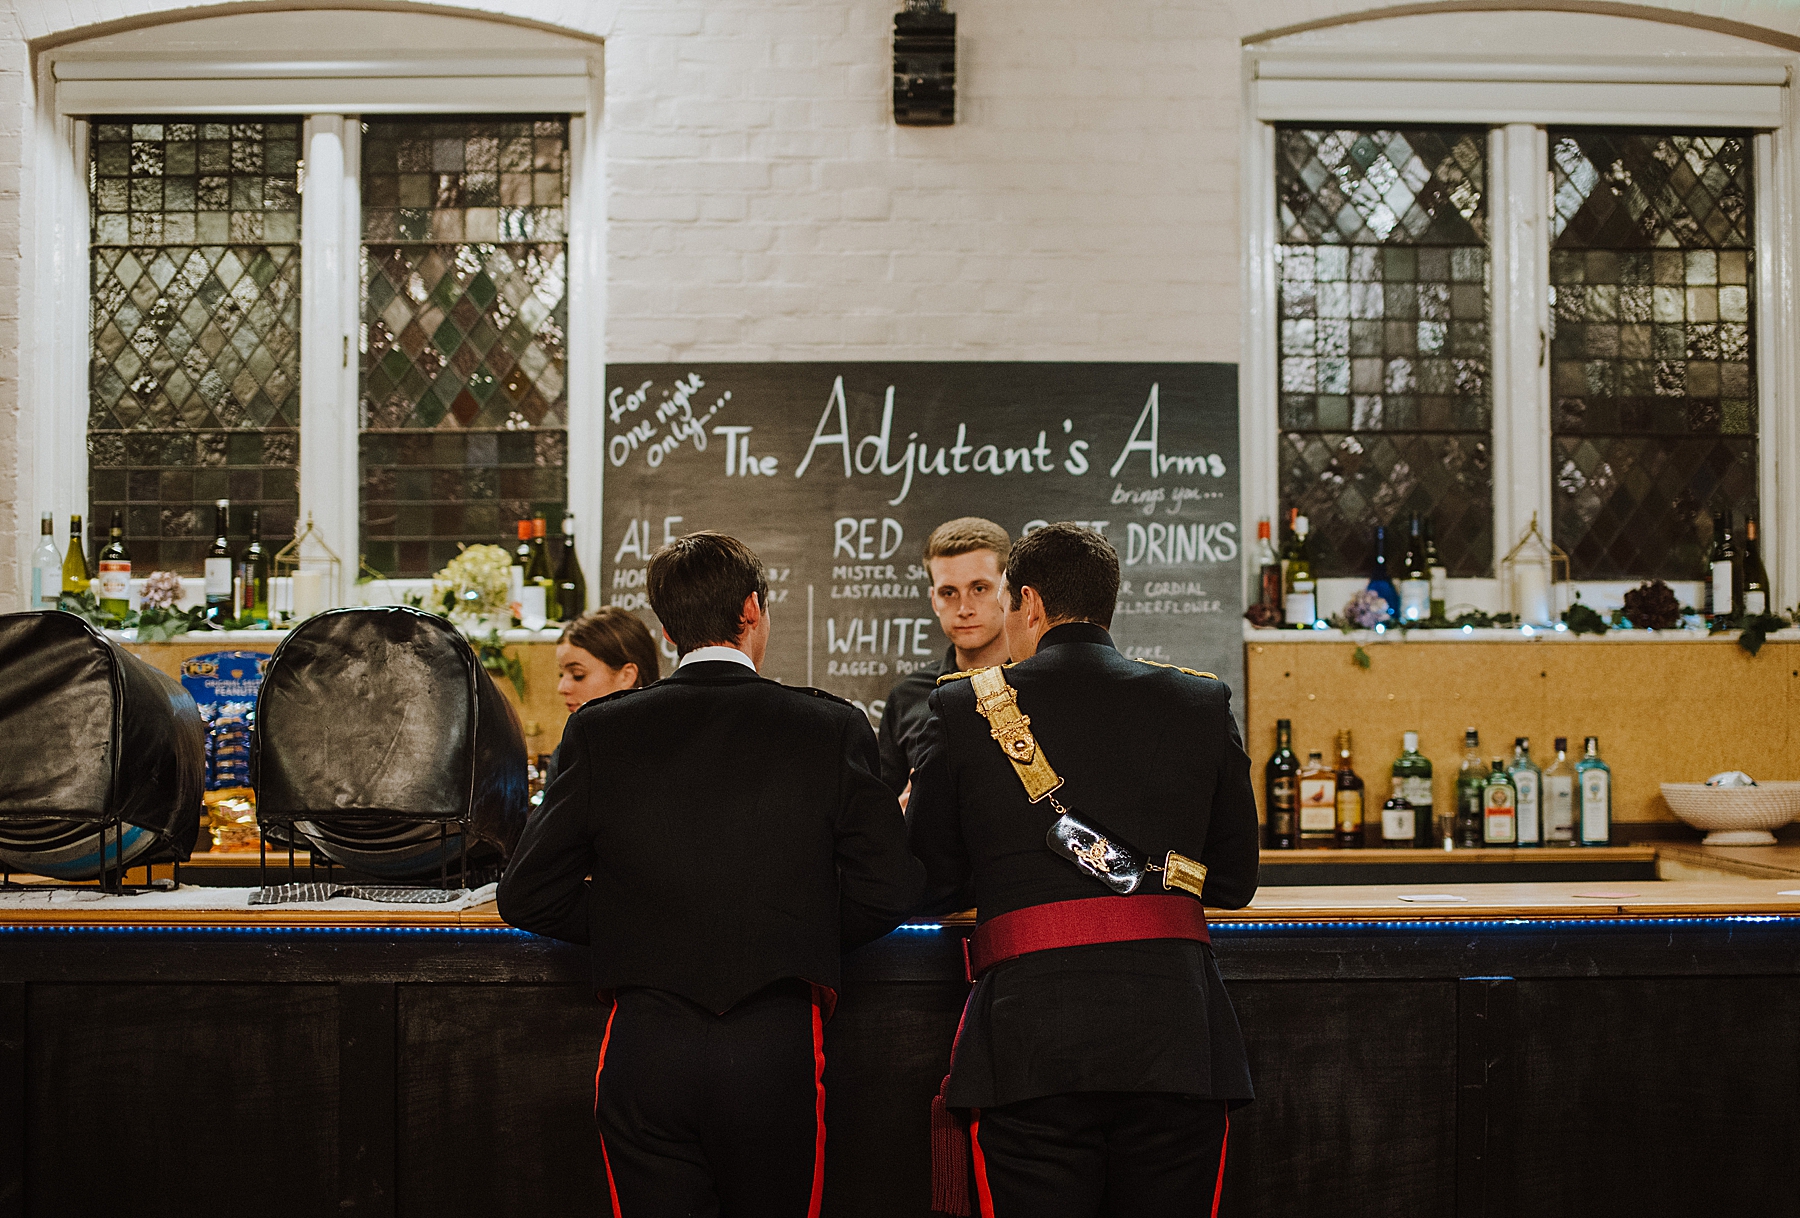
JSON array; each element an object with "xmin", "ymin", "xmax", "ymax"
[{"xmin": 600, "ymin": 363, "xmax": 1243, "ymax": 723}]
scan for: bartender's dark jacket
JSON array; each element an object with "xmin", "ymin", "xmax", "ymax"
[
  {"xmin": 497, "ymin": 659, "xmax": 926, "ymax": 1011},
  {"xmin": 906, "ymin": 622, "xmax": 1260, "ymax": 1109},
  {"xmin": 877, "ymin": 643, "xmax": 953, "ymax": 794}
]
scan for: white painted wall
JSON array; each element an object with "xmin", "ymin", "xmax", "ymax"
[{"xmin": 3, "ymin": 0, "xmax": 1800, "ymax": 608}]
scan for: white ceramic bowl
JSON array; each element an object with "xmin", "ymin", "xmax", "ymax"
[{"xmin": 1660, "ymin": 782, "xmax": 1800, "ymax": 846}]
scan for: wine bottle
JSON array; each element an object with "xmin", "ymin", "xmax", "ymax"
[
  {"xmin": 511, "ymin": 519, "xmax": 532, "ymax": 610},
  {"xmin": 1265, "ymin": 718, "xmax": 1298, "ymax": 850},
  {"xmin": 1334, "ymin": 729, "xmax": 1365, "ymax": 849},
  {"xmin": 1389, "ymin": 730, "xmax": 1433, "ymax": 848},
  {"xmin": 1298, "ymin": 749, "xmax": 1336, "ymax": 848},
  {"xmin": 1425, "ymin": 518, "xmax": 1447, "ymax": 620},
  {"xmin": 96, "ymin": 511, "xmax": 130, "ymax": 620},
  {"xmin": 556, "ymin": 512, "xmax": 587, "ymax": 620},
  {"xmin": 1398, "ymin": 515, "xmax": 1430, "ymax": 623},
  {"xmin": 1543, "ymin": 737, "xmax": 1575, "ymax": 845},
  {"xmin": 1709, "ymin": 513, "xmax": 1739, "ymax": 622},
  {"xmin": 1482, "ymin": 759, "xmax": 1517, "ymax": 846},
  {"xmin": 32, "ymin": 513, "xmax": 60, "ymax": 609},
  {"xmin": 1454, "ymin": 728, "xmax": 1485, "ymax": 848},
  {"xmin": 204, "ymin": 499, "xmax": 233, "ymax": 620},
  {"xmin": 62, "ymin": 514, "xmax": 90, "ymax": 595},
  {"xmin": 1509, "ymin": 737, "xmax": 1542, "ymax": 847},
  {"xmin": 1285, "ymin": 515, "xmax": 1316, "ymax": 628},
  {"xmin": 238, "ymin": 509, "xmax": 270, "ymax": 625},
  {"xmin": 1743, "ymin": 518, "xmax": 1770, "ymax": 618},
  {"xmin": 1367, "ymin": 527, "xmax": 1399, "ymax": 621},
  {"xmin": 1256, "ymin": 518, "xmax": 1281, "ymax": 612},
  {"xmin": 1577, "ymin": 736, "xmax": 1612, "ymax": 846},
  {"xmin": 528, "ymin": 515, "xmax": 558, "ymax": 622}
]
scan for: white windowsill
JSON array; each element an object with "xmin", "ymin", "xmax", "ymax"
[{"xmin": 1244, "ymin": 622, "xmax": 1800, "ymax": 644}]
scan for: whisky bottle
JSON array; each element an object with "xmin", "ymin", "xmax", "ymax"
[
  {"xmin": 62, "ymin": 514, "xmax": 90, "ymax": 594},
  {"xmin": 1509, "ymin": 737, "xmax": 1542, "ymax": 847},
  {"xmin": 1334, "ymin": 730, "xmax": 1365, "ymax": 849},
  {"xmin": 204, "ymin": 499, "xmax": 233, "ymax": 620},
  {"xmin": 96, "ymin": 511, "xmax": 130, "ymax": 620},
  {"xmin": 1454, "ymin": 728, "xmax": 1485, "ymax": 848},
  {"xmin": 1298, "ymin": 749, "xmax": 1336, "ymax": 848},
  {"xmin": 1577, "ymin": 736, "xmax": 1612, "ymax": 846},
  {"xmin": 1482, "ymin": 759, "xmax": 1517, "ymax": 846},
  {"xmin": 1543, "ymin": 737, "xmax": 1575, "ymax": 845},
  {"xmin": 1389, "ymin": 730, "xmax": 1433, "ymax": 847},
  {"xmin": 1743, "ymin": 518, "xmax": 1770, "ymax": 618},
  {"xmin": 1265, "ymin": 719, "xmax": 1299, "ymax": 849}
]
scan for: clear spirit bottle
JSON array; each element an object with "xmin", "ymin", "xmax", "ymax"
[
  {"xmin": 1577, "ymin": 736, "xmax": 1612, "ymax": 846},
  {"xmin": 1509, "ymin": 737, "xmax": 1542, "ymax": 847}
]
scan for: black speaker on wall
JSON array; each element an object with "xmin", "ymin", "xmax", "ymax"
[{"xmin": 894, "ymin": 4, "xmax": 955, "ymax": 126}]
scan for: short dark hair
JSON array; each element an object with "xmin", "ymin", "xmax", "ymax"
[
  {"xmin": 1004, "ymin": 523, "xmax": 1119, "ymax": 628},
  {"xmin": 560, "ymin": 608, "xmax": 661, "ymax": 686},
  {"xmin": 647, "ymin": 532, "xmax": 769, "ymax": 654}
]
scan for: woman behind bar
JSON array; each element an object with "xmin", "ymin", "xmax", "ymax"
[
  {"xmin": 558, "ymin": 608, "xmax": 661, "ymax": 713},
  {"xmin": 542, "ymin": 609, "xmax": 662, "ymax": 789}
]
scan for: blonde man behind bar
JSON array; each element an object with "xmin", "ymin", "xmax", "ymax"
[{"xmin": 877, "ymin": 517, "xmax": 1011, "ymax": 798}]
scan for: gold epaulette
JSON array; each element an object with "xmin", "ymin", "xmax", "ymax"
[
  {"xmin": 1134, "ymin": 658, "xmax": 1217, "ymax": 679},
  {"xmin": 937, "ymin": 662, "xmax": 1013, "ymax": 685}
]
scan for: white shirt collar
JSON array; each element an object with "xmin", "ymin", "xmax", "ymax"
[{"xmin": 677, "ymin": 645, "xmax": 758, "ymax": 672}]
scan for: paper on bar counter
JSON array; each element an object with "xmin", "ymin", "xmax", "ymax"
[{"xmin": 0, "ymin": 882, "xmax": 497, "ymax": 913}]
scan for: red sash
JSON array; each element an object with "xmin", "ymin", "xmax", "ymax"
[{"xmin": 966, "ymin": 893, "xmax": 1209, "ymax": 981}]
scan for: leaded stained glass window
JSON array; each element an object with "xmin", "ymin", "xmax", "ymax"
[
  {"xmin": 359, "ymin": 116, "xmax": 569, "ymax": 577},
  {"xmin": 1549, "ymin": 131, "xmax": 1756, "ymax": 579},
  {"xmin": 1276, "ymin": 127, "xmax": 1493, "ymax": 578},
  {"xmin": 89, "ymin": 119, "xmax": 302, "ymax": 571}
]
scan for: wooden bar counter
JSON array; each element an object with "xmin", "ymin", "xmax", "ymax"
[{"xmin": 4, "ymin": 846, "xmax": 1798, "ymax": 1216}]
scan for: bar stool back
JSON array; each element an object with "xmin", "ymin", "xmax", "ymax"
[
  {"xmin": 0, "ymin": 610, "xmax": 204, "ymax": 885},
  {"xmin": 252, "ymin": 606, "xmax": 528, "ymax": 883}
]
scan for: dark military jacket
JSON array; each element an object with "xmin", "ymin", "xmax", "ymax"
[
  {"xmin": 877, "ymin": 644, "xmax": 954, "ymax": 794},
  {"xmin": 498, "ymin": 660, "xmax": 926, "ymax": 1012},
  {"xmin": 905, "ymin": 622, "xmax": 1260, "ymax": 1109}
]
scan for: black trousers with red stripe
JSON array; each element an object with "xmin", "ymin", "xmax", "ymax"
[
  {"xmin": 593, "ymin": 981, "xmax": 826, "ymax": 1218},
  {"xmin": 970, "ymin": 1092, "xmax": 1230, "ymax": 1218}
]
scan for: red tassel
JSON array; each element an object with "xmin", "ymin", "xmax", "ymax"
[{"xmin": 929, "ymin": 1075, "xmax": 972, "ymax": 1216}]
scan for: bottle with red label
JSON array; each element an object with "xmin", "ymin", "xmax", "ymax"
[
  {"xmin": 96, "ymin": 510, "xmax": 131, "ymax": 620},
  {"xmin": 1482, "ymin": 758, "xmax": 1517, "ymax": 845}
]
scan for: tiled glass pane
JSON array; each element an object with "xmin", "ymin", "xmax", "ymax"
[
  {"xmin": 359, "ymin": 117, "xmax": 569, "ymax": 577},
  {"xmin": 89, "ymin": 119, "xmax": 301, "ymax": 572},
  {"xmin": 1276, "ymin": 128, "xmax": 1493, "ymax": 577},
  {"xmin": 1549, "ymin": 130, "xmax": 1757, "ymax": 579}
]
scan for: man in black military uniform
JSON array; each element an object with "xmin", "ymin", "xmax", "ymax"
[
  {"xmin": 906, "ymin": 522, "xmax": 1260, "ymax": 1218},
  {"xmin": 877, "ymin": 517, "xmax": 1011, "ymax": 797},
  {"xmin": 498, "ymin": 531, "xmax": 925, "ymax": 1218}
]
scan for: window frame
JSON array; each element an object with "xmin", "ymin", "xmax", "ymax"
[
  {"xmin": 21, "ymin": 18, "xmax": 605, "ymax": 605},
  {"xmin": 1241, "ymin": 41, "xmax": 1800, "ymax": 614}
]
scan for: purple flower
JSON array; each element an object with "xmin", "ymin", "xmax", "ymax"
[
  {"xmin": 140, "ymin": 570, "xmax": 184, "ymax": 611},
  {"xmin": 1344, "ymin": 588, "xmax": 1390, "ymax": 629}
]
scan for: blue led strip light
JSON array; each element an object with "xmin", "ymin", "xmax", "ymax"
[{"xmin": 2, "ymin": 915, "xmax": 1798, "ymax": 939}]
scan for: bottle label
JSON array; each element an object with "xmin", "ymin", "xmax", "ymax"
[
  {"xmin": 1429, "ymin": 566, "xmax": 1448, "ymax": 599},
  {"xmin": 1745, "ymin": 589, "xmax": 1767, "ymax": 617},
  {"xmin": 1711, "ymin": 561, "xmax": 1733, "ymax": 614},
  {"xmin": 1484, "ymin": 787, "xmax": 1516, "ymax": 843},
  {"xmin": 1382, "ymin": 803, "xmax": 1416, "ymax": 841},
  {"xmin": 204, "ymin": 556, "xmax": 232, "ymax": 598},
  {"xmin": 1400, "ymin": 775, "xmax": 1433, "ymax": 811},
  {"xmin": 1299, "ymin": 777, "xmax": 1336, "ymax": 832},
  {"xmin": 1545, "ymin": 775, "xmax": 1575, "ymax": 840},
  {"xmin": 97, "ymin": 560, "xmax": 130, "ymax": 600},
  {"xmin": 1514, "ymin": 772, "xmax": 1540, "ymax": 843},
  {"xmin": 1284, "ymin": 591, "xmax": 1316, "ymax": 626},
  {"xmin": 1399, "ymin": 581, "xmax": 1430, "ymax": 621},
  {"xmin": 1336, "ymin": 789, "xmax": 1363, "ymax": 833},
  {"xmin": 1581, "ymin": 771, "xmax": 1610, "ymax": 842},
  {"xmin": 1268, "ymin": 777, "xmax": 1295, "ymax": 835}
]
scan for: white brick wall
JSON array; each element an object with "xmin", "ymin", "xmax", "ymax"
[{"xmin": 2, "ymin": 0, "xmax": 1798, "ymax": 607}]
